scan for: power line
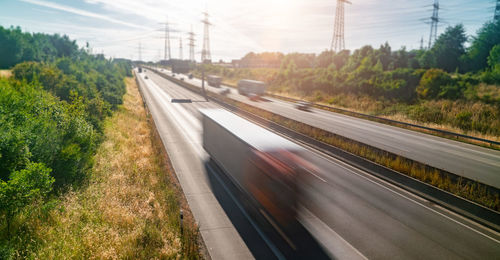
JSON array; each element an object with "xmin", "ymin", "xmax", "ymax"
[{"xmin": 330, "ymin": 0, "xmax": 352, "ymax": 52}]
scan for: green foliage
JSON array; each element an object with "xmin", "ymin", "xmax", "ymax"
[
  {"xmin": 0, "ymin": 162, "xmax": 54, "ymax": 231},
  {"xmin": 0, "ymin": 26, "xmax": 131, "ymax": 248},
  {"xmin": 417, "ymin": 69, "xmax": 454, "ymax": 99},
  {"xmin": 463, "ymin": 19, "xmax": 500, "ymax": 72},
  {"xmin": 0, "ymin": 26, "xmax": 79, "ymax": 69},
  {"xmin": 430, "ymin": 24, "xmax": 467, "ymax": 72},
  {"xmin": 488, "ymin": 44, "xmax": 500, "ymax": 69}
]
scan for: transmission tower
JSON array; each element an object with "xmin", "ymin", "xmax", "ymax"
[
  {"xmin": 188, "ymin": 25, "xmax": 196, "ymax": 62},
  {"xmin": 330, "ymin": 0, "xmax": 352, "ymax": 52},
  {"xmin": 495, "ymin": 0, "xmax": 500, "ymax": 21},
  {"xmin": 179, "ymin": 37, "xmax": 183, "ymax": 60},
  {"xmin": 428, "ymin": 0, "xmax": 440, "ymax": 49},
  {"xmin": 201, "ymin": 11, "xmax": 211, "ymax": 62},
  {"xmin": 138, "ymin": 41, "xmax": 142, "ymax": 61},
  {"xmin": 159, "ymin": 18, "xmax": 172, "ymax": 60}
]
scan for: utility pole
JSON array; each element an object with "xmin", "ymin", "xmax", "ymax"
[
  {"xmin": 330, "ymin": 0, "xmax": 352, "ymax": 52},
  {"xmin": 201, "ymin": 11, "xmax": 212, "ymax": 62},
  {"xmin": 428, "ymin": 0, "xmax": 440, "ymax": 49},
  {"xmin": 179, "ymin": 37, "xmax": 183, "ymax": 60},
  {"xmin": 495, "ymin": 0, "xmax": 500, "ymax": 21},
  {"xmin": 420, "ymin": 36, "xmax": 424, "ymax": 50},
  {"xmin": 188, "ymin": 25, "xmax": 196, "ymax": 62}
]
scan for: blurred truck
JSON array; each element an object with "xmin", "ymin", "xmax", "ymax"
[
  {"xmin": 237, "ymin": 79, "xmax": 266, "ymax": 96},
  {"xmin": 171, "ymin": 59, "xmax": 190, "ymax": 74},
  {"xmin": 200, "ymin": 108, "xmax": 313, "ymax": 249},
  {"xmin": 207, "ymin": 75, "xmax": 222, "ymax": 88}
]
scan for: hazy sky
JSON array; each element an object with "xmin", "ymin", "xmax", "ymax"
[{"xmin": 0, "ymin": 0, "xmax": 495, "ymax": 61}]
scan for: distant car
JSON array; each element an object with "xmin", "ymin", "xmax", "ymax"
[
  {"xmin": 295, "ymin": 101, "xmax": 312, "ymax": 111},
  {"xmin": 180, "ymin": 77, "xmax": 185, "ymax": 81},
  {"xmin": 145, "ymin": 75, "xmax": 149, "ymax": 79},
  {"xmin": 143, "ymin": 69, "xmax": 147, "ymax": 72},
  {"xmin": 188, "ymin": 74, "xmax": 193, "ymax": 79},
  {"xmin": 248, "ymin": 93, "xmax": 259, "ymax": 101},
  {"xmin": 172, "ymin": 74, "xmax": 176, "ymax": 77},
  {"xmin": 218, "ymin": 88, "xmax": 230, "ymax": 96}
]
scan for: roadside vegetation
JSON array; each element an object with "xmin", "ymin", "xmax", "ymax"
[
  {"xmin": 2, "ymin": 77, "xmax": 199, "ymax": 258},
  {"xmin": 195, "ymin": 20, "xmax": 500, "ymax": 141},
  {"xmin": 0, "ymin": 26, "xmax": 201, "ymax": 258}
]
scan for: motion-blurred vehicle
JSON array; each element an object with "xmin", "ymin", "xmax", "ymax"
[
  {"xmin": 188, "ymin": 73, "xmax": 193, "ymax": 79},
  {"xmin": 200, "ymin": 109, "xmax": 314, "ymax": 252},
  {"xmin": 295, "ymin": 101, "xmax": 312, "ymax": 111},
  {"xmin": 144, "ymin": 75, "xmax": 148, "ymax": 79},
  {"xmin": 180, "ymin": 77, "xmax": 184, "ymax": 81},
  {"xmin": 238, "ymin": 79, "xmax": 266, "ymax": 96},
  {"xmin": 171, "ymin": 59, "xmax": 190, "ymax": 74},
  {"xmin": 138, "ymin": 67, "xmax": 142, "ymax": 73},
  {"xmin": 207, "ymin": 75, "xmax": 222, "ymax": 88}
]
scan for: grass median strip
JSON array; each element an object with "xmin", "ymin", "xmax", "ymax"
[{"xmin": 8, "ymin": 76, "xmax": 201, "ymax": 258}]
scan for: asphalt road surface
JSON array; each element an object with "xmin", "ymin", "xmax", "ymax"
[
  {"xmin": 156, "ymin": 68, "xmax": 500, "ymax": 189},
  {"xmin": 139, "ymin": 69, "xmax": 500, "ymax": 259}
]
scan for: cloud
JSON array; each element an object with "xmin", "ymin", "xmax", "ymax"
[{"xmin": 20, "ymin": 0, "xmax": 150, "ymax": 30}]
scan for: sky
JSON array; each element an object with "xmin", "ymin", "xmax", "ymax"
[{"xmin": 0, "ymin": 0, "xmax": 495, "ymax": 62}]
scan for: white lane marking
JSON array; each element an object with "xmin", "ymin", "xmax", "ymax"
[
  {"xmin": 322, "ymin": 154, "xmax": 500, "ymax": 244},
  {"xmin": 143, "ymin": 77, "xmax": 205, "ymax": 158},
  {"xmin": 298, "ymin": 207, "xmax": 368, "ymax": 260}
]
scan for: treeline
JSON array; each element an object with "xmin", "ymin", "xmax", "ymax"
[
  {"xmin": 199, "ymin": 20, "xmax": 500, "ymax": 135},
  {"xmin": 0, "ymin": 26, "xmax": 131, "ymax": 254}
]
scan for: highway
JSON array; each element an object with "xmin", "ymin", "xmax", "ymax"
[
  {"xmin": 137, "ymin": 68, "xmax": 500, "ymax": 259},
  {"xmin": 153, "ymin": 68, "xmax": 500, "ymax": 190}
]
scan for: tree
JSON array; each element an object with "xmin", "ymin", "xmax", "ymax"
[
  {"xmin": 376, "ymin": 42, "xmax": 392, "ymax": 70},
  {"xmin": 463, "ymin": 19, "xmax": 500, "ymax": 72},
  {"xmin": 431, "ymin": 24, "xmax": 467, "ymax": 72}
]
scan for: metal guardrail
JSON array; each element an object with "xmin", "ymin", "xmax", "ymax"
[{"xmin": 149, "ymin": 68, "xmax": 500, "ymax": 232}]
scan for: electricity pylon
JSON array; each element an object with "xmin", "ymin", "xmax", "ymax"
[{"xmin": 330, "ymin": 0, "xmax": 352, "ymax": 52}]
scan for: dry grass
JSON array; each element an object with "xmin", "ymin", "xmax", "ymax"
[
  {"xmin": 17, "ymin": 76, "xmax": 201, "ymax": 259},
  {"xmin": 0, "ymin": 70, "xmax": 12, "ymax": 78}
]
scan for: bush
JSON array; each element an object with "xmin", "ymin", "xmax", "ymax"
[
  {"xmin": 417, "ymin": 69, "xmax": 454, "ymax": 99},
  {"xmin": 0, "ymin": 162, "xmax": 54, "ymax": 233}
]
